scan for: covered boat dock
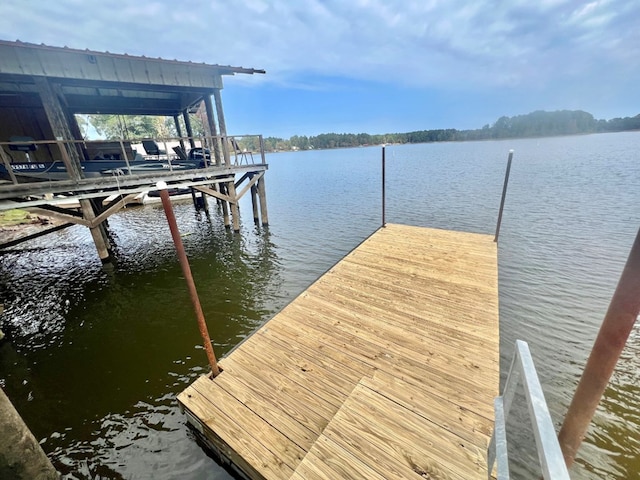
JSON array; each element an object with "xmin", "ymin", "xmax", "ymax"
[{"xmin": 0, "ymin": 40, "xmax": 268, "ymax": 261}]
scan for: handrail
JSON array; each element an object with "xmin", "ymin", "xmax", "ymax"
[
  {"xmin": 0, "ymin": 134, "xmax": 266, "ymax": 186},
  {"xmin": 487, "ymin": 340, "xmax": 570, "ymax": 479}
]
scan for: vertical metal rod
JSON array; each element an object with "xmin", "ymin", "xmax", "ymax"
[
  {"xmin": 382, "ymin": 145, "xmax": 386, "ymax": 227},
  {"xmin": 558, "ymin": 226, "xmax": 640, "ymax": 467},
  {"xmin": 157, "ymin": 181, "xmax": 220, "ymax": 377},
  {"xmin": 494, "ymin": 149, "xmax": 514, "ymax": 242}
]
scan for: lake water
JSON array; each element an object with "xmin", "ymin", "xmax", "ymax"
[{"xmin": 1, "ymin": 131, "xmax": 639, "ymax": 479}]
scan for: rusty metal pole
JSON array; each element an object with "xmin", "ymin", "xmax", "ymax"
[
  {"xmin": 558, "ymin": 226, "xmax": 640, "ymax": 467},
  {"xmin": 156, "ymin": 181, "xmax": 220, "ymax": 377}
]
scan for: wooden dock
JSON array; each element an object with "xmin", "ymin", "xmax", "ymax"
[{"xmin": 178, "ymin": 224, "xmax": 499, "ymax": 479}]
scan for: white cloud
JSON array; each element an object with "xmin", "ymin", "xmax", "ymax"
[{"xmin": 1, "ymin": 0, "xmax": 638, "ymax": 96}]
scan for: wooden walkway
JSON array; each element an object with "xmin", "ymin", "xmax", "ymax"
[{"xmin": 178, "ymin": 224, "xmax": 499, "ymax": 480}]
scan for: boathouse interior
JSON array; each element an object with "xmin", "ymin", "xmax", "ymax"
[{"xmin": 0, "ymin": 40, "xmax": 269, "ymax": 261}]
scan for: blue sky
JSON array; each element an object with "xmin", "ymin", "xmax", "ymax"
[{"xmin": 1, "ymin": 0, "xmax": 639, "ymax": 138}]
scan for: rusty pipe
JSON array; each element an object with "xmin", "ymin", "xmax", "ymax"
[
  {"xmin": 558, "ymin": 226, "xmax": 640, "ymax": 467},
  {"xmin": 157, "ymin": 181, "xmax": 220, "ymax": 377}
]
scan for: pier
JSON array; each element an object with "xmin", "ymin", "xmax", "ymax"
[{"xmin": 178, "ymin": 223, "xmax": 499, "ymax": 479}]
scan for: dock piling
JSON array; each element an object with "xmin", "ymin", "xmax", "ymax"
[
  {"xmin": 257, "ymin": 175, "xmax": 269, "ymax": 226},
  {"xmin": 250, "ymin": 174, "xmax": 260, "ymax": 224},
  {"xmin": 80, "ymin": 198, "xmax": 112, "ymax": 263},
  {"xmin": 157, "ymin": 181, "xmax": 220, "ymax": 377}
]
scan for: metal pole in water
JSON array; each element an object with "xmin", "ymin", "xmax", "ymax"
[
  {"xmin": 558, "ymin": 226, "xmax": 640, "ymax": 467},
  {"xmin": 156, "ymin": 181, "xmax": 221, "ymax": 377},
  {"xmin": 382, "ymin": 145, "xmax": 386, "ymax": 227},
  {"xmin": 494, "ymin": 149, "xmax": 514, "ymax": 242}
]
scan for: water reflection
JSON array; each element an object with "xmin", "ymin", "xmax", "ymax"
[
  {"xmin": 1, "ymin": 133, "xmax": 639, "ymax": 479},
  {"xmin": 0, "ymin": 200, "xmax": 282, "ymax": 479}
]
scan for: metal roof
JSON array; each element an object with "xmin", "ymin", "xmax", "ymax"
[{"xmin": 0, "ymin": 40, "xmax": 265, "ymax": 116}]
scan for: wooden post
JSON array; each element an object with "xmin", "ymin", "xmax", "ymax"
[
  {"xmin": 250, "ymin": 174, "xmax": 260, "ymax": 224},
  {"xmin": 33, "ymin": 77, "xmax": 84, "ymax": 180},
  {"xmin": 214, "ymin": 183, "xmax": 222, "ymax": 206},
  {"xmin": 80, "ymin": 199, "xmax": 111, "ymax": 262},
  {"xmin": 174, "ymin": 114, "xmax": 187, "ymax": 154},
  {"xmin": 257, "ymin": 175, "xmax": 269, "ymax": 226},
  {"xmin": 183, "ymin": 110, "xmax": 196, "ymax": 149},
  {"xmin": 494, "ymin": 150, "xmax": 514, "ymax": 242},
  {"xmin": 190, "ymin": 187, "xmax": 198, "ymax": 210},
  {"xmin": 558, "ymin": 227, "xmax": 640, "ymax": 467},
  {"xmin": 0, "ymin": 387, "xmax": 59, "ymax": 479},
  {"xmin": 203, "ymin": 95, "xmax": 222, "ymax": 166},
  {"xmin": 201, "ymin": 191, "xmax": 209, "ymax": 214},
  {"xmin": 156, "ymin": 181, "xmax": 220, "ymax": 377},
  {"xmin": 220, "ymin": 183, "xmax": 231, "ymax": 228},
  {"xmin": 213, "ymin": 89, "xmax": 231, "ymax": 167},
  {"xmin": 259, "ymin": 135, "xmax": 266, "ymax": 165},
  {"xmin": 227, "ymin": 180, "xmax": 240, "ymax": 232},
  {"xmin": 0, "ymin": 147, "xmax": 18, "ymax": 184}
]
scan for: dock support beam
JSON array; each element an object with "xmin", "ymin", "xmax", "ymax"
[
  {"xmin": 34, "ymin": 77, "xmax": 84, "ymax": 180},
  {"xmin": 213, "ymin": 89, "xmax": 231, "ymax": 167},
  {"xmin": 203, "ymin": 96, "xmax": 223, "ymax": 167},
  {"xmin": 257, "ymin": 175, "xmax": 269, "ymax": 226},
  {"xmin": 183, "ymin": 111, "xmax": 196, "ymax": 149},
  {"xmin": 80, "ymin": 199, "xmax": 112, "ymax": 262},
  {"xmin": 0, "ymin": 387, "xmax": 59, "ymax": 479},
  {"xmin": 227, "ymin": 181, "xmax": 240, "ymax": 232},
  {"xmin": 558, "ymin": 227, "xmax": 640, "ymax": 468},
  {"xmin": 250, "ymin": 174, "xmax": 260, "ymax": 224},
  {"xmin": 220, "ymin": 184, "xmax": 231, "ymax": 229}
]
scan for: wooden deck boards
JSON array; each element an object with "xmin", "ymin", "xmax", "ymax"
[{"xmin": 178, "ymin": 224, "xmax": 499, "ymax": 480}]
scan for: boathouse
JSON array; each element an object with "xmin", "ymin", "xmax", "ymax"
[{"xmin": 0, "ymin": 40, "xmax": 268, "ymax": 261}]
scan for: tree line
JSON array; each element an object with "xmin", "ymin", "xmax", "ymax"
[
  {"xmin": 80, "ymin": 109, "xmax": 640, "ymax": 153},
  {"xmin": 267, "ymin": 110, "xmax": 640, "ymax": 151}
]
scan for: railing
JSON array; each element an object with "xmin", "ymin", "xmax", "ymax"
[
  {"xmin": 487, "ymin": 340, "xmax": 570, "ymax": 479},
  {"xmin": 0, "ymin": 134, "xmax": 266, "ymax": 186}
]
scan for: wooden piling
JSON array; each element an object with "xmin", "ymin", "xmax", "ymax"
[
  {"xmin": 257, "ymin": 176, "xmax": 269, "ymax": 226},
  {"xmin": 190, "ymin": 187, "xmax": 198, "ymax": 210},
  {"xmin": 213, "ymin": 89, "xmax": 231, "ymax": 167},
  {"xmin": 220, "ymin": 183, "xmax": 231, "ymax": 229},
  {"xmin": 80, "ymin": 199, "xmax": 111, "ymax": 262},
  {"xmin": 250, "ymin": 175, "xmax": 260, "ymax": 224},
  {"xmin": 201, "ymin": 191, "xmax": 209, "ymax": 215},
  {"xmin": 227, "ymin": 181, "xmax": 240, "ymax": 232},
  {"xmin": 0, "ymin": 387, "xmax": 59, "ymax": 479}
]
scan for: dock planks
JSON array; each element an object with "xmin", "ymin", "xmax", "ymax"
[{"xmin": 178, "ymin": 224, "xmax": 499, "ymax": 479}]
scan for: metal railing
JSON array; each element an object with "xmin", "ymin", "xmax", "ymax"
[
  {"xmin": 487, "ymin": 340, "xmax": 570, "ymax": 479},
  {"xmin": 0, "ymin": 134, "xmax": 266, "ymax": 186}
]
